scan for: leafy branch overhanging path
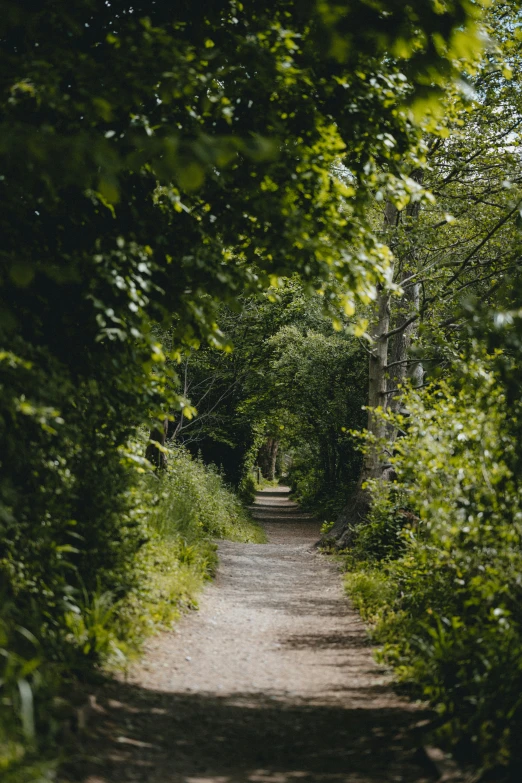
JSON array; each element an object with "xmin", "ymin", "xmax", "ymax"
[{"xmin": 73, "ymin": 488, "xmax": 435, "ymax": 783}]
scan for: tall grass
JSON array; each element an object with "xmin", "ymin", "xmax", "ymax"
[
  {"xmin": 148, "ymin": 445, "xmax": 266, "ymax": 543},
  {"xmin": 122, "ymin": 445, "xmax": 266, "ymax": 643},
  {"xmin": 1, "ymin": 444, "xmax": 264, "ymax": 779}
]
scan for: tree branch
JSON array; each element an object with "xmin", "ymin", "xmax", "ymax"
[
  {"xmin": 383, "ymin": 313, "xmax": 419, "ymax": 340},
  {"xmin": 442, "ymin": 202, "xmax": 521, "ymax": 291}
]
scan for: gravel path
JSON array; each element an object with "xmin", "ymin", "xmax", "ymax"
[{"xmin": 74, "ymin": 487, "xmax": 434, "ymax": 783}]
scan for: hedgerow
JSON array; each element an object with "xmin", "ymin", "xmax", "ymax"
[
  {"xmin": 342, "ymin": 353, "xmax": 522, "ymax": 776},
  {"xmin": 0, "ymin": 444, "xmax": 263, "ymax": 780}
]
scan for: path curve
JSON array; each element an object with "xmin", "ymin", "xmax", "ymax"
[{"xmin": 75, "ymin": 487, "xmax": 434, "ymax": 783}]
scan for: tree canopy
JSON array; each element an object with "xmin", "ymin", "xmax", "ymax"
[{"xmin": 6, "ymin": 0, "xmax": 522, "ymax": 777}]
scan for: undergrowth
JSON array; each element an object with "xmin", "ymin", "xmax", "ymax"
[
  {"xmin": 1, "ymin": 444, "xmax": 264, "ymax": 781},
  {"xmin": 122, "ymin": 446, "xmax": 265, "ymax": 646},
  {"xmin": 339, "ymin": 358, "xmax": 522, "ymax": 779}
]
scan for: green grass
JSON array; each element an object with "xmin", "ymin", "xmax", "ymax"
[
  {"xmin": 113, "ymin": 446, "xmax": 266, "ymax": 653},
  {"xmin": 343, "ymin": 566, "xmax": 396, "ymax": 624},
  {"xmin": 0, "ymin": 444, "xmax": 265, "ymax": 780}
]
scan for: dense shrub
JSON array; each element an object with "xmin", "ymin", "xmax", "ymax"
[
  {"xmin": 348, "ymin": 480, "xmax": 413, "ymax": 563},
  {"xmin": 270, "ymin": 327, "xmax": 366, "ymax": 516},
  {"xmin": 343, "ymin": 355, "xmax": 522, "ymax": 776},
  {"xmin": 0, "ymin": 444, "xmax": 263, "ymax": 779},
  {"xmin": 145, "ymin": 445, "xmax": 265, "ymax": 545}
]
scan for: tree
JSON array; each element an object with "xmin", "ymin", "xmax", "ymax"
[
  {"xmin": 165, "ymin": 282, "xmax": 368, "ymax": 511},
  {"xmin": 329, "ymin": 3, "xmax": 522, "ymax": 544},
  {"xmin": 0, "ymin": 0, "xmax": 488, "ymax": 755}
]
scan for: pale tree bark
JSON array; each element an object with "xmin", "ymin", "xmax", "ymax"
[
  {"xmin": 327, "ymin": 203, "xmax": 397, "ymax": 545},
  {"xmin": 327, "ymin": 283, "xmax": 391, "ymax": 545},
  {"xmin": 388, "ymin": 172, "xmax": 424, "ymax": 421},
  {"xmin": 328, "ymin": 180, "xmax": 429, "ymax": 545},
  {"xmin": 387, "ymin": 281, "xmax": 423, "ymax": 417},
  {"xmin": 364, "ymin": 282, "xmax": 392, "ymax": 477},
  {"xmin": 269, "ymin": 440, "xmax": 279, "ymax": 481}
]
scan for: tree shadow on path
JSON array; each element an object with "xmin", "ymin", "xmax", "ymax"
[{"xmin": 66, "ymin": 681, "xmax": 435, "ymax": 783}]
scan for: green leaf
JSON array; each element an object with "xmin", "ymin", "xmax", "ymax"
[{"xmin": 176, "ymin": 162, "xmax": 205, "ymax": 191}]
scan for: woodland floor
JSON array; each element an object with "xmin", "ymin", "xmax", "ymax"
[{"xmin": 66, "ymin": 487, "xmax": 438, "ymax": 783}]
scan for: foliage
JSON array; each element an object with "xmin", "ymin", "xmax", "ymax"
[
  {"xmin": 343, "ymin": 346, "xmax": 522, "ymax": 774},
  {"xmin": 0, "ymin": 0, "xmax": 492, "ymax": 776},
  {"xmin": 269, "ymin": 322, "xmax": 367, "ymax": 512},
  {"xmin": 348, "ymin": 480, "xmax": 413, "ymax": 563},
  {"xmin": 146, "ymin": 444, "xmax": 265, "ymax": 544},
  {"xmin": 328, "ymin": 0, "xmax": 522, "ymax": 552},
  {"xmin": 343, "ymin": 569, "xmax": 397, "ymax": 625},
  {"xmin": 332, "ymin": 14, "xmax": 522, "ymax": 774},
  {"xmin": 0, "ymin": 444, "xmax": 263, "ymax": 777},
  {"xmin": 237, "ymin": 424, "xmax": 269, "ymax": 503},
  {"xmin": 164, "ymin": 282, "xmax": 368, "ymax": 511},
  {"xmin": 382, "ymin": 1, "xmax": 522, "ymax": 383}
]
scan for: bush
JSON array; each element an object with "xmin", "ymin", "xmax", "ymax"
[
  {"xmin": 344, "ymin": 568, "xmax": 397, "ymax": 623},
  {"xmin": 288, "ymin": 450, "xmax": 359, "ymax": 519},
  {"xmin": 0, "ymin": 442, "xmax": 264, "ymax": 778},
  {"xmin": 343, "ymin": 356, "xmax": 522, "ymax": 775},
  {"xmin": 350, "ymin": 480, "xmax": 414, "ymax": 563}
]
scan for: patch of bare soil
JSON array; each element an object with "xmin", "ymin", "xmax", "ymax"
[{"xmin": 64, "ymin": 487, "xmax": 435, "ymax": 783}]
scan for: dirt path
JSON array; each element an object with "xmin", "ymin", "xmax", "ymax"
[{"xmin": 74, "ymin": 487, "xmax": 434, "ymax": 783}]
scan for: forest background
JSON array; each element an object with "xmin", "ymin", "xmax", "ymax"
[{"xmin": 1, "ymin": 0, "xmax": 522, "ymax": 780}]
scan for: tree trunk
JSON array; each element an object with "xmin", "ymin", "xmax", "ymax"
[
  {"xmin": 328, "ymin": 182, "xmax": 427, "ymax": 546},
  {"xmin": 365, "ymin": 284, "xmax": 391, "ymax": 477},
  {"xmin": 327, "ymin": 280, "xmax": 392, "ymax": 545},
  {"xmin": 388, "ymin": 171, "xmax": 424, "ymax": 418},
  {"xmin": 258, "ymin": 438, "xmax": 279, "ymax": 481},
  {"xmin": 388, "ymin": 283, "xmax": 419, "ymax": 415},
  {"xmin": 269, "ymin": 439, "xmax": 279, "ymax": 481},
  {"xmin": 145, "ymin": 417, "xmax": 169, "ymax": 470},
  {"xmin": 326, "ymin": 202, "xmax": 397, "ymax": 546}
]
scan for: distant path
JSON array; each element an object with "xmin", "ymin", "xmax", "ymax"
[{"xmin": 75, "ymin": 487, "xmax": 433, "ymax": 783}]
